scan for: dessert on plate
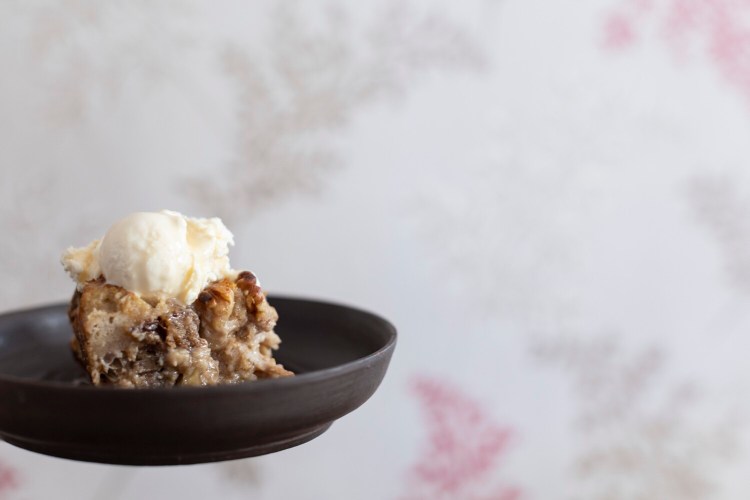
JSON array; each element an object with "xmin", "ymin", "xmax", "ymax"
[{"xmin": 61, "ymin": 210, "xmax": 292, "ymax": 388}]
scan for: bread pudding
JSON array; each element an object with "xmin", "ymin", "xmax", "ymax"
[{"xmin": 62, "ymin": 211, "xmax": 292, "ymax": 388}]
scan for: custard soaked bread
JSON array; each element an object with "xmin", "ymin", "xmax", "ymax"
[
  {"xmin": 69, "ymin": 272, "xmax": 292, "ymax": 388},
  {"xmin": 63, "ymin": 211, "xmax": 292, "ymax": 388}
]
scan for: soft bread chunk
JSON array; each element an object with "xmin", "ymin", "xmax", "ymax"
[{"xmin": 68, "ymin": 272, "xmax": 293, "ymax": 388}]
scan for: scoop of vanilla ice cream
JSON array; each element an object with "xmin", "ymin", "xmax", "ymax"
[
  {"xmin": 61, "ymin": 239, "xmax": 102, "ymax": 284},
  {"xmin": 61, "ymin": 210, "xmax": 235, "ymax": 304}
]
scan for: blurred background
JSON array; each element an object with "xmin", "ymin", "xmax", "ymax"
[{"xmin": 3, "ymin": 0, "xmax": 750, "ymax": 498}]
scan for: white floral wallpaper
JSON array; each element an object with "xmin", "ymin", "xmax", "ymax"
[{"xmin": 3, "ymin": 0, "xmax": 750, "ymax": 498}]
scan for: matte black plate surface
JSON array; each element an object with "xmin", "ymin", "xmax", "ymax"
[{"xmin": 0, "ymin": 296, "xmax": 396, "ymax": 465}]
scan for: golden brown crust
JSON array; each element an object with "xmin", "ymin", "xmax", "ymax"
[
  {"xmin": 68, "ymin": 273, "xmax": 292, "ymax": 388},
  {"xmin": 194, "ymin": 275, "xmax": 292, "ymax": 382}
]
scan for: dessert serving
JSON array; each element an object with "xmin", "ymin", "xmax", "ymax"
[{"xmin": 61, "ymin": 210, "xmax": 292, "ymax": 388}]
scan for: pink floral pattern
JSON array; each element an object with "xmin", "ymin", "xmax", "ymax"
[
  {"xmin": 0, "ymin": 460, "xmax": 19, "ymax": 499},
  {"xmin": 603, "ymin": 12, "xmax": 637, "ymax": 49},
  {"xmin": 604, "ymin": 0, "xmax": 750, "ymax": 102},
  {"xmin": 401, "ymin": 377, "xmax": 520, "ymax": 500}
]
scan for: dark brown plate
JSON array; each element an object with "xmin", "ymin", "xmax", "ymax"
[{"xmin": 0, "ymin": 296, "xmax": 396, "ymax": 465}]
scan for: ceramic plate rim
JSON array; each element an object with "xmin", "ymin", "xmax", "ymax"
[{"xmin": 0, "ymin": 295, "xmax": 398, "ymax": 393}]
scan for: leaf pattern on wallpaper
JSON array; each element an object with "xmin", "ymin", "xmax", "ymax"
[
  {"xmin": 184, "ymin": 2, "xmax": 485, "ymax": 221},
  {"xmin": 0, "ymin": 0, "xmax": 201, "ymax": 311},
  {"xmin": 214, "ymin": 458, "xmax": 262, "ymax": 490},
  {"xmin": 688, "ymin": 175, "xmax": 750, "ymax": 295},
  {"xmin": 400, "ymin": 377, "xmax": 521, "ymax": 500},
  {"xmin": 533, "ymin": 335, "xmax": 740, "ymax": 500},
  {"xmin": 7, "ymin": 0, "xmax": 195, "ymax": 125},
  {"xmin": 603, "ymin": 0, "xmax": 750, "ymax": 103}
]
